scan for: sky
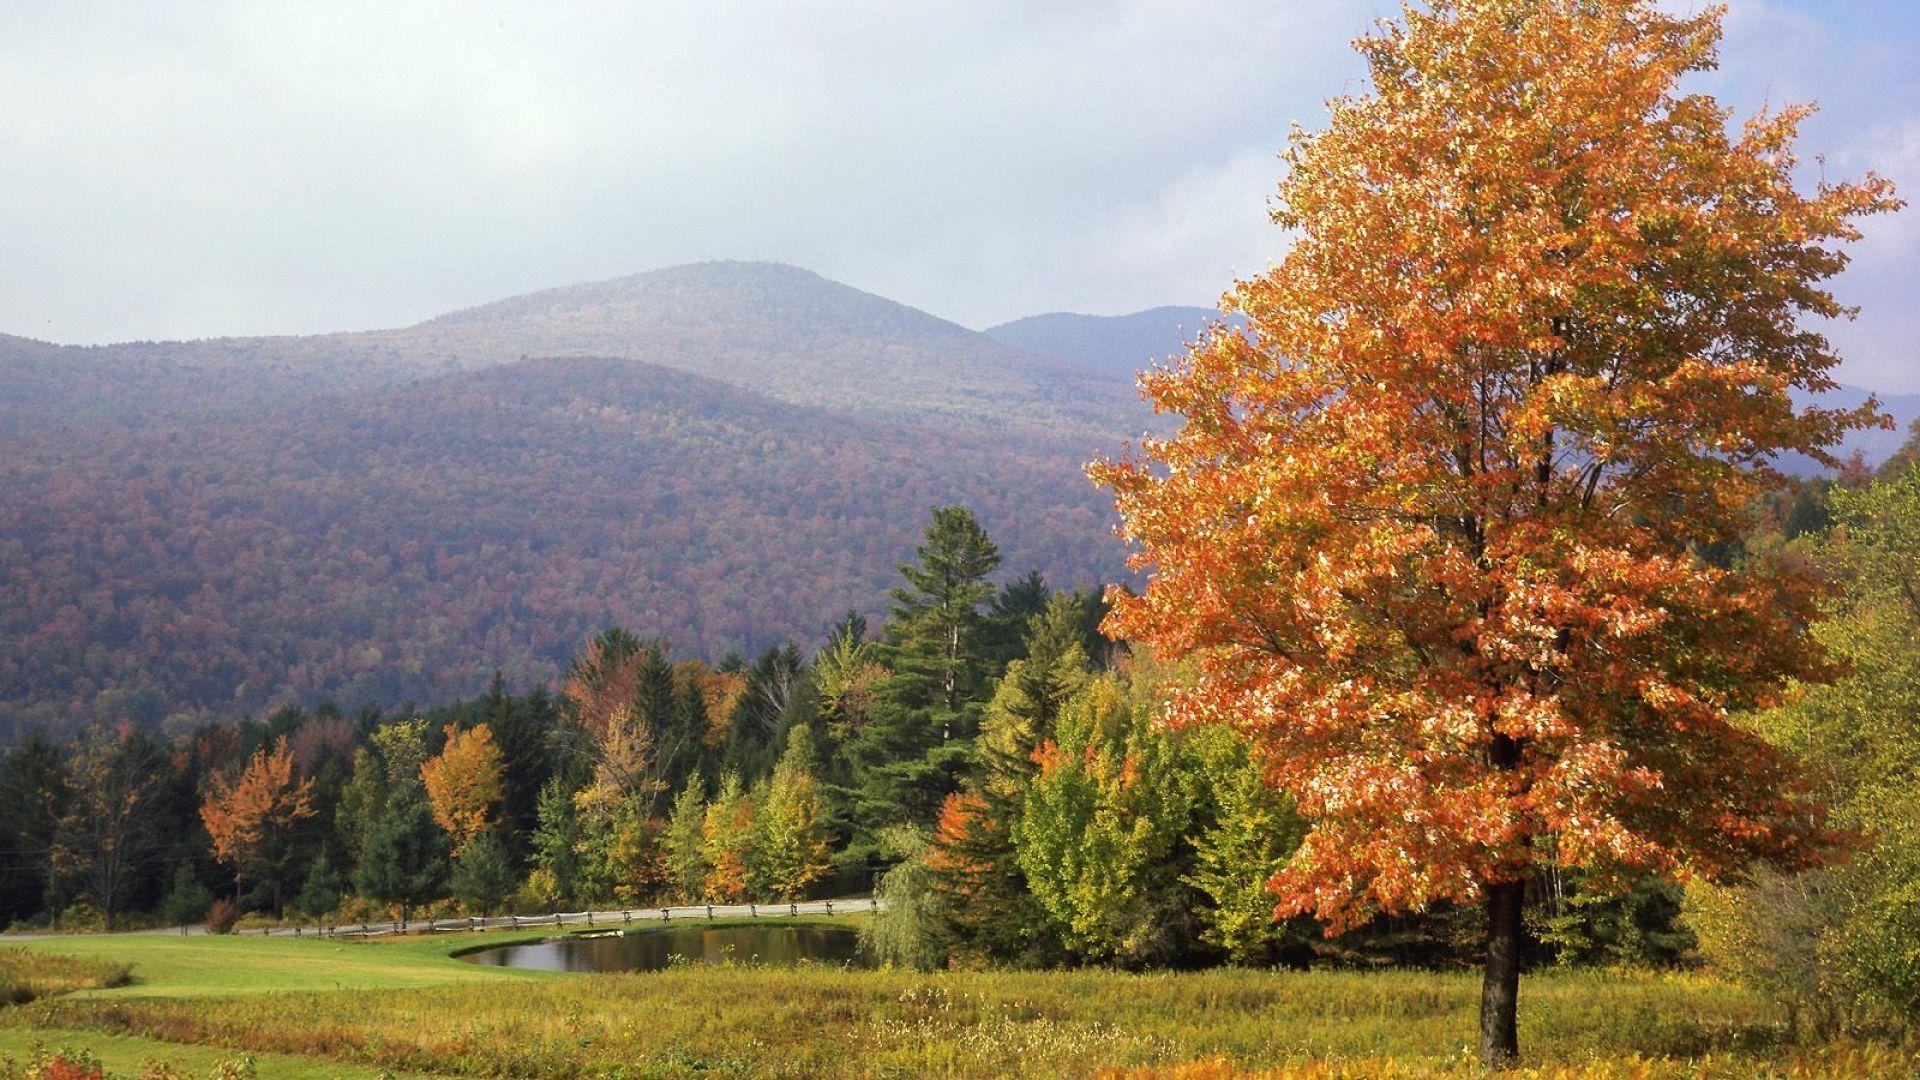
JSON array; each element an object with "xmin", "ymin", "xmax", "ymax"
[{"xmin": 1, "ymin": 1, "xmax": 1915, "ymax": 392}]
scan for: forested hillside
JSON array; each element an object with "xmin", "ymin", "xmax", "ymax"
[{"xmin": 0, "ymin": 266, "xmax": 1145, "ymax": 741}]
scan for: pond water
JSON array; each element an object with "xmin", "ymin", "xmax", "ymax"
[{"xmin": 459, "ymin": 924, "xmax": 873, "ymax": 973}]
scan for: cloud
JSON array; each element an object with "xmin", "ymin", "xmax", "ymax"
[{"xmin": 0, "ymin": 0, "xmax": 1911, "ymax": 392}]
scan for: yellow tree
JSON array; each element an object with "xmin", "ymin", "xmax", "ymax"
[
  {"xmin": 1093, "ymin": 0, "xmax": 1896, "ymax": 1065},
  {"xmin": 419, "ymin": 723, "xmax": 505, "ymax": 853},
  {"xmin": 201, "ymin": 736, "xmax": 316, "ymax": 916}
]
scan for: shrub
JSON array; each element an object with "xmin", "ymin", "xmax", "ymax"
[{"xmin": 205, "ymin": 900, "xmax": 242, "ymax": 935}]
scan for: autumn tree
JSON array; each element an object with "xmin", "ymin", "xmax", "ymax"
[
  {"xmin": 700, "ymin": 772, "xmax": 756, "ymax": 903},
  {"xmin": 419, "ymin": 723, "xmax": 505, "ymax": 853},
  {"xmin": 200, "ymin": 736, "xmax": 317, "ymax": 916},
  {"xmin": 1014, "ymin": 674, "xmax": 1199, "ymax": 967},
  {"xmin": 1093, "ymin": 0, "xmax": 1897, "ymax": 1064},
  {"xmin": 662, "ymin": 771, "xmax": 710, "ymax": 902},
  {"xmin": 751, "ymin": 726, "xmax": 832, "ymax": 900}
]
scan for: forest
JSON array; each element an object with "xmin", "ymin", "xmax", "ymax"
[
  {"xmin": 6, "ymin": 437, "xmax": 1918, "ymax": 1036},
  {"xmin": 0, "ymin": 355, "xmax": 1128, "ymax": 743}
]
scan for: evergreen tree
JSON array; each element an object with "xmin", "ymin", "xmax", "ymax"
[
  {"xmin": 526, "ymin": 775, "xmax": 584, "ymax": 909},
  {"xmin": 158, "ymin": 864, "xmax": 213, "ymax": 928},
  {"xmin": 451, "ymin": 831, "xmax": 519, "ymax": 916},
  {"xmin": 887, "ymin": 506, "xmax": 1002, "ymax": 719},
  {"xmin": 353, "ymin": 782, "xmax": 448, "ymax": 924},
  {"xmin": 834, "ymin": 507, "xmax": 1004, "ymax": 872},
  {"xmin": 293, "ymin": 849, "xmax": 344, "ymax": 920},
  {"xmin": 980, "ymin": 570, "xmax": 1051, "ymax": 671},
  {"xmin": 0, "ymin": 734, "xmax": 68, "ymax": 926},
  {"xmin": 483, "ymin": 676, "xmax": 561, "ymax": 843}
]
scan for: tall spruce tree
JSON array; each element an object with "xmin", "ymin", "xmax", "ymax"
[{"xmin": 887, "ymin": 506, "xmax": 1002, "ymax": 721}]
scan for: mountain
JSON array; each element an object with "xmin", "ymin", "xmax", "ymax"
[
  {"xmin": 0, "ymin": 265, "xmax": 1144, "ymax": 741},
  {"xmin": 0, "ymin": 262, "xmax": 1139, "ymax": 441},
  {"xmin": 984, "ymin": 306, "xmax": 1231, "ymax": 382}
]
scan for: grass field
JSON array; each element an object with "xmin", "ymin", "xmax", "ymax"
[{"xmin": 2, "ymin": 922, "xmax": 1913, "ymax": 1078}]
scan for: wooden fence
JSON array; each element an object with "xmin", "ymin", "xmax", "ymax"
[{"xmin": 249, "ymin": 897, "xmax": 883, "ymax": 938}]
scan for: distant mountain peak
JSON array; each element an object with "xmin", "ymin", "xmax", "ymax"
[
  {"xmin": 422, "ymin": 260, "xmax": 970, "ymax": 340},
  {"xmin": 984, "ymin": 306, "xmax": 1238, "ymax": 380}
]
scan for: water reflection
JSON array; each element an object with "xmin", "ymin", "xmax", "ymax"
[{"xmin": 461, "ymin": 925, "xmax": 871, "ymax": 973}]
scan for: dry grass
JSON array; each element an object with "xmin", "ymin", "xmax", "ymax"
[{"xmin": 0, "ymin": 952, "xmax": 131, "ymax": 1009}]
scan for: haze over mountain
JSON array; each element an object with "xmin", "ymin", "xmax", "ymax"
[
  {"xmin": 985, "ymin": 306, "xmax": 1231, "ymax": 382},
  {"xmin": 0, "ymin": 262, "xmax": 1140, "ymax": 441}
]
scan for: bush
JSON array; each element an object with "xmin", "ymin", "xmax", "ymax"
[{"xmin": 205, "ymin": 900, "xmax": 242, "ymax": 935}]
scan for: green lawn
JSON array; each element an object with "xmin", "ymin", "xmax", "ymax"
[
  {"xmin": 7, "ymin": 930, "xmax": 550, "ymax": 1000},
  {"xmin": 2, "ymin": 924, "xmax": 1915, "ymax": 1078}
]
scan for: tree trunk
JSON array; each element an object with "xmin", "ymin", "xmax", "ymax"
[{"xmin": 1479, "ymin": 878, "xmax": 1526, "ymax": 1068}]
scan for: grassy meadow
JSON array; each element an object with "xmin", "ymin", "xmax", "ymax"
[{"xmin": 2, "ymin": 921, "xmax": 1914, "ymax": 1079}]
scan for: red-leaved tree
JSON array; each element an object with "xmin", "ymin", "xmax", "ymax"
[{"xmin": 1092, "ymin": 0, "xmax": 1897, "ymax": 1065}]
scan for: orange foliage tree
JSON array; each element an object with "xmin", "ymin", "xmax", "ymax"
[
  {"xmin": 419, "ymin": 723, "xmax": 505, "ymax": 853},
  {"xmin": 1092, "ymin": 0, "xmax": 1897, "ymax": 1065},
  {"xmin": 200, "ymin": 736, "xmax": 316, "ymax": 916}
]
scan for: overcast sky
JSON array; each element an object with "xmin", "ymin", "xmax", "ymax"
[{"xmin": 2, "ymin": 1, "xmax": 1915, "ymax": 391}]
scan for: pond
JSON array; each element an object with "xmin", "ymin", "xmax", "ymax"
[{"xmin": 459, "ymin": 924, "xmax": 874, "ymax": 973}]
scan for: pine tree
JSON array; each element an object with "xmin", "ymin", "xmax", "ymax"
[
  {"xmin": 526, "ymin": 775, "xmax": 583, "ymax": 909},
  {"xmin": 887, "ymin": 506, "xmax": 1002, "ymax": 720},
  {"xmin": 353, "ymin": 782, "xmax": 448, "ymax": 924},
  {"xmin": 451, "ymin": 831, "xmax": 519, "ymax": 916}
]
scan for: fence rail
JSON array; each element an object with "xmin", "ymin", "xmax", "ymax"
[{"xmin": 243, "ymin": 898, "xmax": 882, "ymax": 939}]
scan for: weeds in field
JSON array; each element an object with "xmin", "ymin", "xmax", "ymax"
[{"xmin": 0, "ymin": 952, "xmax": 132, "ymax": 1007}]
